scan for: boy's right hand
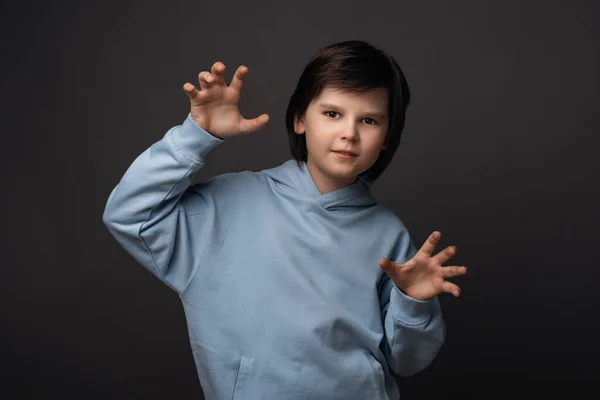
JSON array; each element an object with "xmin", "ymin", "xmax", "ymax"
[{"xmin": 183, "ymin": 62, "xmax": 270, "ymax": 139}]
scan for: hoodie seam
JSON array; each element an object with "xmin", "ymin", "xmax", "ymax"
[
  {"xmin": 320, "ymin": 192, "xmax": 366, "ymax": 208},
  {"xmin": 138, "ymin": 132, "xmax": 202, "ymax": 295}
]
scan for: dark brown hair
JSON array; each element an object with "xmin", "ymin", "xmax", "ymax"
[{"xmin": 285, "ymin": 40, "xmax": 411, "ymax": 183}]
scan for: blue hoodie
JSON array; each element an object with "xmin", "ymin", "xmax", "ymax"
[{"xmin": 102, "ymin": 114, "xmax": 445, "ymax": 399}]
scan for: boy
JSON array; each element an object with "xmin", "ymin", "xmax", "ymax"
[{"xmin": 103, "ymin": 40, "xmax": 466, "ymax": 399}]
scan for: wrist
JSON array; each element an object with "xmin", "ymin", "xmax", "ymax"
[
  {"xmin": 190, "ymin": 116, "xmax": 220, "ymax": 138},
  {"xmin": 393, "ymin": 283, "xmax": 435, "ymax": 302},
  {"xmin": 390, "ymin": 286, "xmax": 436, "ymax": 325}
]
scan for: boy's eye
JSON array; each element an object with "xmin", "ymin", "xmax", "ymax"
[{"xmin": 324, "ymin": 111, "xmax": 377, "ymax": 125}]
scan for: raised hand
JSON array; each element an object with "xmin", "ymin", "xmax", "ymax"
[
  {"xmin": 183, "ymin": 62, "xmax": 270, "ymax": 139},
  {"xmin": 378, "ymin": 231, "xmax": 467, "ymax": 301}
]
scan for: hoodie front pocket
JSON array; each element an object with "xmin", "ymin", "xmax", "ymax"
[
  {"xmin": 190, "ymin": 342, "xmax": 254, "ymax": 400},
  {"xmin": 232, "ymin": 355, "xmax": 254, "ymax": 400},
  {"xmin": 364, "ymin": 351, "xmax": 386, "ymax": 397}
]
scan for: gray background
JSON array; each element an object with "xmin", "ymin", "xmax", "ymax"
[{"xmin": 2, "ymin": 0, "xmax": 599, "ymax": 398}]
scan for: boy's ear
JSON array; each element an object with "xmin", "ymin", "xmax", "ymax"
[{"xmin": 294, "ymin": 115, "xmax": 306, "ymax": 135}]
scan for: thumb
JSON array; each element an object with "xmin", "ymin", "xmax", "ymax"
[
  {"xmin": 378, "ymin": 258, "xmax": 396, "ymax": 274},
  {"xmin": 239, "ymin": 113, "xmax": 270, "ymax": 134}
]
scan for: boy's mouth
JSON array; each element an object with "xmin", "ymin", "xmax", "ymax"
[{"xmin": 332, "ymin": 150, "xmax": 358, "ymax": 159}]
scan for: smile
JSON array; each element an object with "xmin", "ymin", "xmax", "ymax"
[{"xmin": 332, "ymin": 151, "xmax": 357, "ymax": 159}]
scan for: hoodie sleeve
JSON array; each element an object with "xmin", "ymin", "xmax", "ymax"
[
  {"xmin": 102, "ymin": 114, "xmax": 223, "ymax": 294},
  {"xmin": 378, "ymin": 235, "xmax": 446, "ymax": 377}
]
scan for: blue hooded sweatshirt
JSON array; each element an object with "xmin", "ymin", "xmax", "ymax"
[{"xmin": 102, "ymin": 114, "xmax": 445, "ymax": 399}]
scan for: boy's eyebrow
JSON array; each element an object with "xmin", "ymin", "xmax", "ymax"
[{"xmin": 318, "ymin": 103, "xmax": 387, "ymax": 119}]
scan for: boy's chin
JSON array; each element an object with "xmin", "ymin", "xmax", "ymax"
[{"xmin": 324, "ymin": 167, "xmax": 361, "ymax": 181}]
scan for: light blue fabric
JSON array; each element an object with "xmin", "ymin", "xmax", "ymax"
[{"xmin": 102, "ymin": 114, "xmax": 445, "ymax": 399}]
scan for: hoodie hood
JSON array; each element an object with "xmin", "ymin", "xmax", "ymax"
[{"xmin": 261, "ymin": 159, "xmax": 377, "ymax": 211}]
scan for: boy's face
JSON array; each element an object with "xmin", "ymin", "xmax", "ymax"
[{"xmin": 294, "ymin": 86, "xmax": 389, "ymax": 194}]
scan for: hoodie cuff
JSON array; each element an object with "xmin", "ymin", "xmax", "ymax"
[
  {"xmin": 390, "ymin": 285, "xmax": 435, "ymax": 326},
  {"xmin": 169, "ymin": 113, "xmax": 224, "ymax": 163}
]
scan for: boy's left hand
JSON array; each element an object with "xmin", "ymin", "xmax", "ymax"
[{"xmin": 378, "ymin": 231, "xmax": 467, "ymax": 301}]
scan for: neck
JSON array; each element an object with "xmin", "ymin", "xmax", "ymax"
[{"xmin": 306, "ymin": 160, "xmax": 356, "ymax": 195}]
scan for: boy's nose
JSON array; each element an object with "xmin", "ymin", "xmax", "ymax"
[{"xmin": 340, "ymin": 123, "xmax": 359, "ymax": 140}]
